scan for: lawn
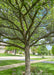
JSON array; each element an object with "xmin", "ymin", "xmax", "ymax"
[
  {"xmin": 0, "ymin": 63, "xmax": 54, "ymax": 75},
  {"xmin": 30, "ymin": 54, "xmax": 37, "ymax": 56},
  {"xmin": 31, "ymin": 58, "xmax": 46, "ymax": 60},
  {"xmin": 0, "ymin": 53, "xmax": 24, "ymax": 57},
  {"xmin": 48, "ymin": 58, "xmax": 54, "ymax": 61},
  {"xmin": 0, "ymin": 53, "xmax": 16, "ymax": 56},
  {"xmin": 0, "ymin": 60, "xmax": 24, "ymax": 66},
  {"xmin": 51, "ymin": 59, "xmax": 54, "ymax": 61},
  {"xmin": 0, "ymin": 53, "xmax": 38, "ymax": 57}
]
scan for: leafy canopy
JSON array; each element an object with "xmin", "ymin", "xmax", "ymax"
[{"xmin": 0, "ymin": 0, "xmax": 54, "ymax": 50}]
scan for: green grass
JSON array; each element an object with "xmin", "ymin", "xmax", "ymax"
[
  {"xmin": 0, "ymin": 53, "xmax": 38, "ymax": 57},
  {"xmin": 31, "ymin": 63, "xmax": 54, "ymax": 75},
  {"xmin": 31, "ymin": 58, "xmax": 46, "ymax": 60},
  {"xmin": 0, "ymin": 53, "xmax": 24, "ymax": 57},
  {"xmin": 48, "ymin": 59, "xmax": 54, "ymax": 61},
  {"xmin": 0, "ymin": 53, "xmax": 16, "ymax": 56},
  {"xmin": 51, "ymin": 59, "xmax": 54, "ymax": 61},
  {"xmin": 30, "ymin": 54, "xmax": 36, "ymax": 56},
  {"xmin": 0, "ymin": 63, "xmax": 54, "ymax": 75},
  {"xmin": 0, "ymin": 60, "xmax": 24, "ymax": 66}
]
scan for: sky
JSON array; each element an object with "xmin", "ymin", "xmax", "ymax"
[{"xmin": 46, "ymin": 45, "xmax": 52, "ymax": 50}]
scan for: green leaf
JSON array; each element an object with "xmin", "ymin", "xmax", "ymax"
[
  {"xmin": 8, "ymin": 0, "xmax": 11, "ymax": 3},
  {"xmin": 26, "ymin": 0, "xmax": 31, "ymax": 2},
  {"xmin": 51, "ymin": 0, "xmax": 54, "ymax": 6}
]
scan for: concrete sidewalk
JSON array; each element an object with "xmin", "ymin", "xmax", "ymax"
[{"xmin": 0, "ymin": 59, "xmax": 48, "ymax": 71}]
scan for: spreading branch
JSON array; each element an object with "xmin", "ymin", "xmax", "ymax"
[
  {"xmin": 24, "ymin": 4, "xmax": 32, "ymax": 19},
  {"xmin": 24, "ymin": 0, "xmax": 40, "ymax": 16},
  {"xmin": 0, "ymin": 16, "xmax": 23, "ymax": 35},
  {"xmin": 0, "ymin": 40, "xmax": 24, "ymax": 50},
  {"xmin": 26, "ymin": 2, "xmax": 47, "ymax": 37},
  {"xmin": 28, "ymin": 9, "xmax": 48, "ymax": 41},
  {"xmin": 30, "ymin": 31, "xmax": 54, "ymax": 46},
  {"xmin": 33, "ymin": 41, "xmax": 54, "ymax": 46},
  {"xmin": 8, "ymin": 0, "xmax": 18, "ymax": 10},
  {"xmin": 0, "ymin": 32, "xmax": 24, "ymax": 44},
  {"xmin": 0, "ymin": 24, "xmax": 18, "ymax": 31}
]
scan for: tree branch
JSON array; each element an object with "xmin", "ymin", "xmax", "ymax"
[
  {"xmin": 28, "ymin": 9, "xmax": 48, "ymax": 41},
  {"xmin": 15, "ymin": 0, "xmax": 18, "ymax": 5},
  {"xmin": 0, "ymin": 24, "xmax": 18, "ymax": 31},
  {"xmin": 26, "ymin": 2, "xmax": 47, "ymax": 37},
  {"xmin": 26, "ymin": 7, "xmax": 40, "ymax": 37},
  {"xmin": 16, "ymin": 1, "xmax": 25, "ymax": 35},
  {"xmin": 0, "ymin": 33, "xmax": 25, "ymax": 44},
  {"xmin": 24, "ymin": 0, "xmax": 40, "ymax": 16},
  {"xmin": 0, "ymin": 40, "xmax": 24, "ymax": 50},
  {"xmin": 8, "ymin": 0, "xmax": 18, "ymax": 10},
  {"xmin": 24, "ymin": 4, "xmax": 32, "ymax": 19},
  {"xmin": 33, "ymin": 41, "xmax": 54, "ymax": 46},
  {"xmin": 3, "ymin": 0, "xmax": 20, "ymax": 19},
  {"xmin": 30, "ymin": 31, "xmax": 54, "ymax": 46},
  {"xmin": 22, "ymin": 16, "xmax": 28, "ymax": 29},
  {"xmin": 0, "ymin": 16, "xmax": 23, "ymax": 35}
]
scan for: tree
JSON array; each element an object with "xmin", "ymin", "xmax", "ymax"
[
  {"xmin": 37, "ymin": 45, "xmax": 48, "ymax": 55},
  {"xmin": 48, "ymin": 50, "xmax": 52, "ymax": 55},
  {"xmin": 52, "ymin": 45, "xmax": 54, "ymax": 55},
  {"xmin": 0, "ymin": 0, "xmax": 54, "ymax": 75},
  {"xmin": 31, "ymin": 47, "xmax": 38, "ymax": 55}
]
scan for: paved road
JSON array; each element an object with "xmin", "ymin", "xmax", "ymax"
[{"xmin": 0, "ymin": 56, "xmax": 53, "ymax": 60}]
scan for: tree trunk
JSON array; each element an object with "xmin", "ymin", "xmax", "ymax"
[
  {"xmin": 25, "ymin": 45, "xmax": 31, "ymax": 75},
  {"xmin": 14, "ymin": 50, "xmax": 16, "ymax": 55}
]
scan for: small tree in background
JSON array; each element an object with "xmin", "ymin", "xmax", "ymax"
[
  {"xmin": 52, "ymin": 45, "xmax": 54, "ymax": 55},
  {"xmin": 48, "ymin": 50, "xmax": 52, "ymax": 55},
  {"xmin": 31, "ymin": 47, "xmax": 38, "ymax": 55},
  {"xmin": 37, "ymin": 45, "xmax": 48, "ymax": 56}
]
